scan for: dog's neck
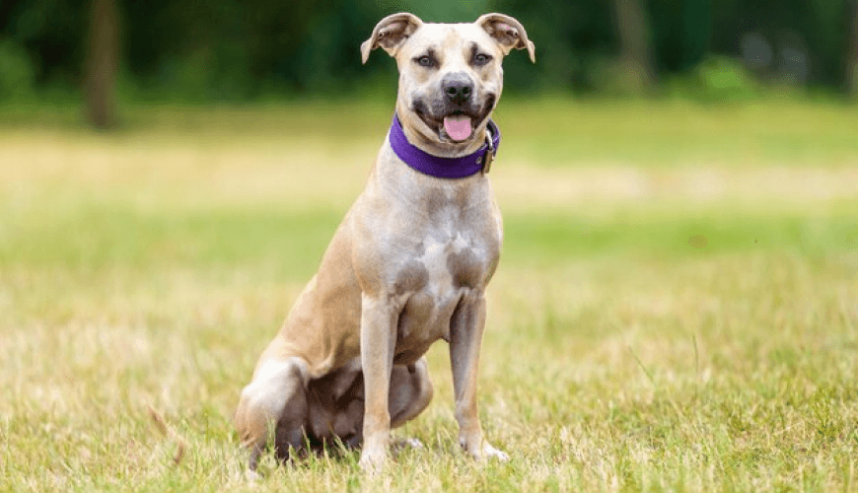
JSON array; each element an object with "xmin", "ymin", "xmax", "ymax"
[{"xmin": 388, "ymin": 114, "xmax": 500, "ymax": 179}]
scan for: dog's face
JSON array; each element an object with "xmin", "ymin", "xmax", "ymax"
[{"xmin": 362, "ymin": 13, "xmax": 535, "ymax": 154}]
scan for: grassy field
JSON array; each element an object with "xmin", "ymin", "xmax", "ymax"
[{"xmin": 1, "ymin": 99, "xmax": 857, "ymax": 492}]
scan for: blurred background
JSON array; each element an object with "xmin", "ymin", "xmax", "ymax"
[
  {"xmin": 2, "ymin": 2, "xmax": 858, "ymax": 490},
  {"xmin": 0, "ymin": 0, "xmax": 857, "ymax": 123}
]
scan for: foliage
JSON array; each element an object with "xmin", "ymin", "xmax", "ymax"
[
  {"xmin": 666, "ymin": 56, "xmax": 761, "ymax": 102},
  {"xmin": 0, "ymin": 40, "xmax": 36, "ymax": 101},
  {"xmin": 0, "ymin": 0, "xmax": 855, "ymax": 100}
]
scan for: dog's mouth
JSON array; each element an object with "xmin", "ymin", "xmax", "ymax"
[{"xmin": 412, "ymin": 96, "xmax": 496, "ymax": 143}]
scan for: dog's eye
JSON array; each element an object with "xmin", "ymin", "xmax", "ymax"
[
  {"xmin": 473, "ymin": 53, "xmax": 492, "ymax": 66},
  {"xmin": 416, "ymin": 56, "xmax": 434, "ymax": 68}
]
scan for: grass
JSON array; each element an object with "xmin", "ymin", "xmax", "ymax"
[{"xmin": 1, "ymin": 99, "xmax": 857, "ymax": 491}]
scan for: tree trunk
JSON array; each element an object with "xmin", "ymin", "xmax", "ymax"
[
  {"xmin": 84, "ymin": 0, "xmax": 120, "ymax": 129},
  {"xmin": 848, "ymin": 0, "xmax": 858, "ymax": 97},
  {"xmin": 612, "ymin": 0, "xmax": 657, "ymax": 93}
]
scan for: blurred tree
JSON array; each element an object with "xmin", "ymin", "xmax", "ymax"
[
  {"xmin": 848, "ymin": 0, "xmax": 858, "ymax": 96},
  {"xmin": 612, "ymin": 0, "xmax": 657, "ymax": 92},
  {"xmin": 0, "ymin": 40, "xmax": 36, "ymax": 101},
  {"xmin": 0, "ymin": 0, "xmax": 87, "ymax": 88},
  {"xmin": 84, "ymin": 0, "xmax": 119, "ymax": 128},
  {"xmin": 650, "ymin": 0, "xmax": 711, "ymax": 74}
]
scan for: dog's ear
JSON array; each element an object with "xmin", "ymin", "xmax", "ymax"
[
  {"xmin": 361, "ymin": 13, "xmax": 423, "ymax": 64},
  {"xmin": 475, "ymin": 13, "xmax": 535, "ymax": 63}
]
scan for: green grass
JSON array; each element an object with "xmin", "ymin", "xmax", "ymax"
[{"xmin": 1, "ymin": 99, "xmax": 857, "ymax": 491}]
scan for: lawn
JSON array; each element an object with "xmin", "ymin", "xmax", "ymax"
[{"xmin": 1, "ymin": 99, "xmax": 857, "ymax": 492}]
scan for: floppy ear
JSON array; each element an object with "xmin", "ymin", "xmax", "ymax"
[
  {"xmin": 475, "ymin": 13, "xmax": 536, "ymax": 63},
  {"xmin": 361, "ymin": 13, "xmax": 424, "ymax": 64}
]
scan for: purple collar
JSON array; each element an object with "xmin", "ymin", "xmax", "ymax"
[{"xmin": 389, "ymin": 114, "xmax": 501, "ymax": 179}]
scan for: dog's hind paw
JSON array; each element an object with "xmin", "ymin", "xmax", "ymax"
[
  {"xmin": 482, "ymin": 443, "xmax": 509, "ymax": 462},
  {"xmin": 392, "ymin": 437, "xmax": 424, "ymax": 454},
  {"xmin": 244, "ymin": 469, "xmax": 262, "ymax": 482}
]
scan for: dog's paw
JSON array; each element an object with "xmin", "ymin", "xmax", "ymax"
[
  {"xmin": 393, "ymin": 437, "xmax": 424, "ymax": 453},
  {"xmin": 244, "ymin": 469, "xmax": 262, "ymax": 482},
  {"xmin": 460, "ymin": 435, "xmax": 509, "ymax": 462},
  {"xmin": 481, "ymin": 442, "xmax": 509, "ymax": 462},
  {"xmin": 391, "ymin": 437, "xmax": 424, "ymax": 458}
]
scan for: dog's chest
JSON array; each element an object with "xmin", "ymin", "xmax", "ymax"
[{"xmin": 391, "ymin": 206, "xmax": 500, "ymax": 363}]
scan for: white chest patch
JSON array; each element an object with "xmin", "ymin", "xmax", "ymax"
[{"xmin": 418, "ymin": 233, "xmax": 475, "ymax": 294}]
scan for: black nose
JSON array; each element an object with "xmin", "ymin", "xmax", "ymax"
[{"xmin": 442, "ymin": 77, "xmax": 473, "ymax": 105}]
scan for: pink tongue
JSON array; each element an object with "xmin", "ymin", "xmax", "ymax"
[{"xmin": 443, "ymin": 115, "xmax": 473, "ymax": 141}]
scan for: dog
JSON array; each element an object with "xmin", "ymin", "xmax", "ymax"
[{"xmin": 234, "ymin": 12, "xmax": 535, "ymax": 473}]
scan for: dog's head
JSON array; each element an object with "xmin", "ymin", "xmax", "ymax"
[{"xmin": 362, "ymin": 13, "xmax": 535, "ymax": 155}]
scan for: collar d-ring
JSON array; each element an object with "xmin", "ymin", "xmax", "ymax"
[{"xmin": 481, "ymin": 126, "xmax": 495, "ymax": 175}]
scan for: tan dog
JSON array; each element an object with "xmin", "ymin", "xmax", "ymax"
[{"xmin": 234, "ymin": 12, "xmax": 535, "ymax": 473}]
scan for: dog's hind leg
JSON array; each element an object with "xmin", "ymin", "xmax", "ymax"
[
  {"xmin": 323, "ymin": 357, "xmax": 432, "ymax": 452},
  {"xmin": 234, "ymin": 356, "xmax": 309, "ymax": 470},
  {"xmin": 386, "ymin": 357, "xmax": 434, "ymax": 453},
  {"xmin": 390, "ymin": 357, "xmax": 433, "ymax": 429}
]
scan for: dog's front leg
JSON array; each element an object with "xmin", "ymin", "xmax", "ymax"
[
  {"xmin": 449, "ymin": 293, "xmax": 509, "ymax": 462},
  {"xmin": 358, "ymin": 293, "xmax": 397, "ymax": 473}
]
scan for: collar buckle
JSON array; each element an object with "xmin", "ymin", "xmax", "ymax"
[{"xmin": 481, "ymin": 128, "xmax": 495, "ymax": 175}]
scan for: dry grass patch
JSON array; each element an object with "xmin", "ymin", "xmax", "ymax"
[{"xmin": 2, "ymin": 101, "xmax": 858, "ymax": 491}]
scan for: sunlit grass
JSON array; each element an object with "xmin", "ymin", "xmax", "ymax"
[{"xmin": 1, "ymin": 100, "xmax": 857, "ymax": 491}]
